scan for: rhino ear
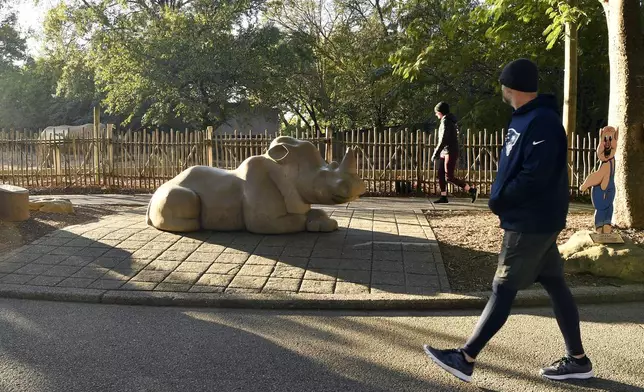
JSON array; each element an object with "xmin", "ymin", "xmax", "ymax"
[{"xmin": 267, "ymin": 144, "xmax": 289, "ymax": 162}]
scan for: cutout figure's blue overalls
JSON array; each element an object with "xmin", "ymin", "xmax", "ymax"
[{"xmin": 591, "ymin": 158, "xmax": 615, "ymax": 228}]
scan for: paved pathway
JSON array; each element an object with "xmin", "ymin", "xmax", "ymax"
[
  {"xmin": 1, "ymin": 200, "xmax": 450, "ymax": 296},
  {"xmin": 3, "ymin": 298, "xmax": 644, "ymax": 392},
  {"xmin": 30, "ymin": 193, "xmax": 151, "ymax": 206},
  {"xmin": 0, "ymin": 195, "xmax": 610, "ymax": 308},
  {"xmin": 34, "ymin": 194, "xmax": 435, "ymax": 210}
]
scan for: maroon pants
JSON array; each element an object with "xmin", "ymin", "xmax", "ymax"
[{"xmin": 438, "ymin": 153, "xmax": 467, "ymax": 192}]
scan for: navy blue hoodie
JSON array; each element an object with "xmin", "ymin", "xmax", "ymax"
[{"xmin": 488, "ymin": 94, "xmax": 569, "ymax": 233}]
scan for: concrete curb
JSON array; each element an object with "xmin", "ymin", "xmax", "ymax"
[{"xmin": 1, "ymin": 283, "xmax": 643, "ymax": 310}]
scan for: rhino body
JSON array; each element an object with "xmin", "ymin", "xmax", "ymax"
[
  {"xmin": 146, "ymin": 136, "xmax": 366, "ymax": 234},
  {"xmin": 38, "ymin": 123, "xmax": 108, "ymax": 167},
  {"xmin": 40, "ymin": 123, "xmax": 108, "ymax": 141}
]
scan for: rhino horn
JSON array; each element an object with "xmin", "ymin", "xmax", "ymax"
[{"xmin": 339, "ymin": 147, "xmax": 357, "ymax": 174}]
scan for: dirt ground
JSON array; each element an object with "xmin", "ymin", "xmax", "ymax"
[
  {"xmin": 425, "ymin": 209, "xmax": 644, "ymax": 292},
  {"xmin": 0, "ymin": 205, "xmax": 144, "ymax": 254}
]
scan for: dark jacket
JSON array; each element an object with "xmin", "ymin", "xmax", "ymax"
[
  {"xmin": 434, "ymin": 113, "xmax": 459, "ymax": 158},
  {"xmin": 488, "ymin": 94, "xmax": 569, "ymax": 233}
]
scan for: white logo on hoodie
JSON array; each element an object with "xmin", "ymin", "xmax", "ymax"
[{"xmin": 505, "ymin": 128, "xmax": 521, "ymax": 157}]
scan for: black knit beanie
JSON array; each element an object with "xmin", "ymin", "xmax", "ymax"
[
  {"xmin": 499, "ymin": 59, "xmax": 539, "ymax": 92},
  {"xmin": 434, "ymin": 102, "xmax": 450, "ymax": 115}
]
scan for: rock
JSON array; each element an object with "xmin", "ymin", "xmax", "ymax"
[
  {"xmin": 28, "ymin": 198, "xmax": 75, "ymax": 214},
  {"xmin": 29, "ymin": 201, "xmax": 46, "ymax": 211},
  {"xmin": 0, "ymin": 184, "xmax": 30, "ymax": 222},
  {"xmin": 39, "ymin": 200, "xmax": 74, "ymax": 214},
  {"xmin": 560, "ymin": 230, "xmax": 644, "ymax": 283}
]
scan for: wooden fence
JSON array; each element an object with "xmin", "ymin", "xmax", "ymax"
[{"xmin": 0, "ymin": 126, "xmax": 600, "ymax": 197}]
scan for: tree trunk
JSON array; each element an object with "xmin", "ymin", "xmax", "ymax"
[
  {"xmin": 563, "ymin": 0, "xmax": 578, "ymax": 182},
  {"xmin": 601, "ymin": 0, "xmax": 644, "ymax": 228}
]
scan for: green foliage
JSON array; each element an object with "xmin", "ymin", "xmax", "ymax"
[
  {"xmin": 389, "ymin": 0, "xmax": 608, "ymax": 132},
  {"xmin": 265, "ymin": 0, "xmax": 414, "ymax": 131},
  {"xmin": 0, "ymin": 0, "xmax": 26, "ymax": 71},
  {"xmin": 0, "ymin": 0, "xmax": 611, "ymax": 136},
  {"xmin": 0, "ymin": 58, "xmax": 95, "ymax": 128},
  {"xmin": 42, "ymin": 0, "xmax": 283, "ymax": 128},
  {"xmin": 483, "ymin": 0, "xmax": 591, "ymax": 49},
  {"xmin": 390, "ymin": 0, "xmax": 565, "ymax": 131}
]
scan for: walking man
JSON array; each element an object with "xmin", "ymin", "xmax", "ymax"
[
  {"xmin": 422, "ymin": 59, "xmax": 593, "ymax": 383},
  {"xmin": 431, "ymin": 102, "xmax": 478, "ymax": 203}
]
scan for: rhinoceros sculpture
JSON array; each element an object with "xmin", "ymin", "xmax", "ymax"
[
  {"xmin": 146, "ymin": 136, "xmax": 366, "ymax": 234},
  {"xmin": 38, "ymin": 123, "xmax": 108, "ymax": 168},
  {"xmin": 40, "ymin": 123, "xmax": 108, "ymax": 141}
]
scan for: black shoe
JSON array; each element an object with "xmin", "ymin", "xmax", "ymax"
[
  {"xmin": 469, "ymin": 188, "xmax": 478, "ymax": 203},
  {"xmin": 423, "ymin": 345, "xmax": 474, "ymax": 383},
  {"xmin": 434, "ymin": 196, "xmax": 449, "ymax": 204},
  {"xmin": 540, "ymin": 355, "xmax": 594, "ymax": 381}
]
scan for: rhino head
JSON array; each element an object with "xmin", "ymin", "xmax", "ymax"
[{"xmin": 267, "ymin": 136, "xmax": 366, "ymax": 205}]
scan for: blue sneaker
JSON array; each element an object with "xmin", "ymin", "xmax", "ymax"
[
  {"xmin": 423, "ymin": 345, "xmax": 474, "ymax": 382},
  {"xmin": 540, "ymin": 355, "xmax": 594, "ymax": 380}
]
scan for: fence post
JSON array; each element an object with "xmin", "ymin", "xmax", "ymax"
[
  {"xmin": 416, "ymin": 129, "xmax": 422, "ymax": 194},
  {"xmin": 107, "ymin": 124, "xmax": 114, "ymax": 180},
  {"xmin": 53, "ymin": 131, "xmax": 62, "ymax": 178},
  {"xmin": 325, "ymin": 128, "xmax": 333, "ymax": 163},
  {"xmin": 93, "ymin": 106, "xmax": 100, "ymax": 184},
  {"xmin": 206, "ymin": 126, "xmax": 214, "ymax": 166}
]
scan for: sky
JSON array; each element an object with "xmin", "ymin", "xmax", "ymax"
[{"xmin": 12, "ymin": 0, "xmax": 60, "ymax": 57}]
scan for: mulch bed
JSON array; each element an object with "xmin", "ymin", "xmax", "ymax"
[
  {"xmin": 0, "ymin": 205, "xmax": 145, "ymax": 254},
  {"xmin": 425, "ymin": 209, "xmax": 644, "ymax": 292}
]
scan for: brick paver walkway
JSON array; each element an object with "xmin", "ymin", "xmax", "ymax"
[{"xmin": 0, "ymin": 206, "xmax": 449, "ymax": 295}]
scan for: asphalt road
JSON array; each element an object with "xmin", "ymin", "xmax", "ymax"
[{"xmin": 1, "ymin": 299, "xmax": 643, "ymax": 392}]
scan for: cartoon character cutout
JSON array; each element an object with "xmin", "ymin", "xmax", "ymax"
[{"xmin": 580, "ymin": 126, "xmax": 618, "ymax": 234}]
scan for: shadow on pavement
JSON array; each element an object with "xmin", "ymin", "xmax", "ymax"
[
  {"xmin": 560, "ymin": 378, "xmax": 644, "ymax": 392},
  {"xmin": 0, "ymin": 208, "xmax": 445, "ymax": 295},
  {"xmin": 0, "ymin": 298, "xmax": 465, "ymax": 392},
  {"xmin": 0, "ymin": 205, "xmax": 124, "ymax": 254},
  {"xmin": 1, "ymin": 296, "xmax": 642, "ymax": 391}
]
